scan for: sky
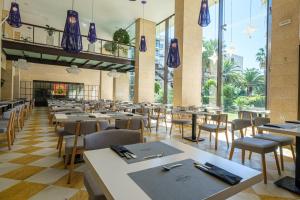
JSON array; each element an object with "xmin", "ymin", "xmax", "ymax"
[{"xmin": 203, "ymin": 0, "xmax": 268, "ymax": 70}]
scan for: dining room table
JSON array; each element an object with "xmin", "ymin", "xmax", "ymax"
[
  {"xmin": 84, "ymin": 139, "xmax": 262, "ymax": 200},
  {"xmin": 257, "ymin": 122, "xmax": 300, "ymax": 194}
]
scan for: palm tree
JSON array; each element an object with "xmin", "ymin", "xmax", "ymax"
[
  {"xmin": 243, "ymin": 68, "xmax": 265, "ymax": 96},
  {"xmin": 256, "ymin": 48, "xmax": 266, "ymax": 69},
  {"xmin": 202, "ymin": 39, "xmax": 218, "ymax": 70},
  {"xmin": 222, "ymin": 58, "xmax": 242, "ymax": 85}
]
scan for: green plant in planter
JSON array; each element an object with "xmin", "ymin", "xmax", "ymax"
[
  {"xmin": 104, "ymin": 28, "xmax": 130, "ymax": 54},
  {"xmin": 45, "ymin": 25, "xmax": 56, "ymax": 36},
  {"xmin": 56, "ymin": 87, "xmax": 64, "ymax": 95}
]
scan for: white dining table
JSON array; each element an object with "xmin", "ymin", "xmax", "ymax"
[{"xmin": 84, "ymin": 140, "xmax": 262, "ymax": 200}]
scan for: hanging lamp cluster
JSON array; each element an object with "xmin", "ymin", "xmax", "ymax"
[
  {"xmin": 87, "ymin": 0, "xmax": 97, "ymax": 44},
  {"xmin": 139, "ymin": 0, "xmax": 147, "ymax": 52},
  {"xmin": 7, "ymin": 1, "xmax": 22, "ymax": 28},
  {"xmin": 244, "ymin": 0, "xmax": 256, "ymax": 38},
  {"xmin": 198, "ymin": 0, "xmax": 211, "ymax": 27},
  {"xmin": 61, "ymin": 0, "xmax": 83, "ymax": 53}
]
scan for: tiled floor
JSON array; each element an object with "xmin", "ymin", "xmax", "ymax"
[{"xmin": 0, "ymin": 108, "xmax": 299, "ymax": 200}]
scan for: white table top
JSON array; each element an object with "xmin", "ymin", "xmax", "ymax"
[
  {"xmin": 84, "ymin": 140, "xmax": 262, "ymax": 200},
  {"xmin": 258, "ymin": 123, "xmax": 300, "ymax": 137}
]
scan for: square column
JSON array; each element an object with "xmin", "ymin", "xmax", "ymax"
[
  {"xmin": 173, "ymin": 0, "xmax": 202, "ymax": 106},
  {"xmin": 134, "ymin": 18, "xmax": 156, "ymax": 103},
  {"xmin": 1, "ymin": 61, "xmax": 14, "ymax": 100}
]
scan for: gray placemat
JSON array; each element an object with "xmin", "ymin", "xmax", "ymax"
[
  {"xmin": 128, "ymin": 159, "xmax": 230, "ymax": 200},
  {"xmin": 124, "ymin": 142, "xmax": 183, "ymax": 164}
]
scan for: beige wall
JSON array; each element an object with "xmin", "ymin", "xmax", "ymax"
[
  {"xmin": 100, "ymin": 71, "xmax": 113, "ymax": 100},
  {"xmin": 173, "ymin": 0, "xmax": 202, "ymax": 106},
  {"xmin": 134, "ymin": 18, "xmax": 156, "ymax": 103},
  {"xmin": 115, "ymin": 73, "xmax": 130, "ymax": 101},
  {"xmin": 269, "ymin": 0, "xmax": 300, "ymax": 122},
  {"xmin": 1, "ymin": 61, "xmax": 14, "ymax": 100}
]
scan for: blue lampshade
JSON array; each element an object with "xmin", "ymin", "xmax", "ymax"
[
  {"xmin": 139, "ymin": 35, "xmax": 147, "ymax": 52},
  {"xmin": 7, "ymin": 2, "xmax": 22, "ymax": 28},
  {"xmin": 166, "ymin": 38, "xmax": 181, "ymax": 68},
  {"xmin": 198, "ymin": 0, "xmax": 211, "ymax": 27},
  {"xmin": 87, "ymin": 23, "xmax": 97, "ymax": 44},
  {"xmin": 61, "ymin": 10, "xmax": 83, "ymax": 53}
]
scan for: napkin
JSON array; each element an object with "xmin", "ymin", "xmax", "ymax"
[
  {"xmin": 111, "ymin": 145, "xmax": 133, "ymax": 158},
  {"xmin": 196, "ymin": 162, "xmax": 242, "ymax": 185}
]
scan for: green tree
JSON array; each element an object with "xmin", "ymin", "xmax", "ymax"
[
  {"xmin": 243, "ymin": 68, "xmax": 265, "ymax": 96},
  {"xmin": 256, "ymin": 48, "xmax": 266, "ymax": 69},
  {"xmin": 202, "ymin": 39, "xmax": 218, "ymax": 70},
  {"xmin": 222, "ymin": 58, "xmax": 242, "ymax": 85}
]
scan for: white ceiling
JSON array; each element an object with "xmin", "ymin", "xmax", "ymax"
[{"xmin": 4, "ymin": 0, "xmax": 174, "ymax": 40}]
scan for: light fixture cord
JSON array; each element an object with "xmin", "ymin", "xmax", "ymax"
[
  {"xmin": 249, "ymin": 0, "xmax": 252, "ymax": 25},
  {"xmin": 92, "ymin": 0, "xmax": 94, "ymax": 22},
  {"xmin": 72, "ymin": 0, "xmax": 75, "ymax": 10},
  {"xmin": 214, "ymin": 0, "xmax": 217, "ymax": 39},
  {"xmin": 230, "ymin": 0, "xmax": 233, "ymax": 42},
  {"xmin": 142, "ymin": 2, "xmax": 145, "ymax": 35}
]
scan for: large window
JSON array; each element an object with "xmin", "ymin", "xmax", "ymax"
[
  {"xmin": 155, "ymin": 15, "xmax": 175, "ymax": 104},
  {"xmin": 221, "ymin": 0, "xmax": 268, "ymax": 119}
]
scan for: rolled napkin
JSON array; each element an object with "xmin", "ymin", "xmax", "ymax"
[
  {"xmin": 264, "ymin": 123, "xmax": 297, "ymax": 129},
  {"xmin": 111, "ymin": 145, "xmax": 135, "ymax": 159},
  {"xmin": 263, "ymin": 124, "xmax": 281, "ymax": 128},
  {"xmin": 195, "ymin": 162, "xmax": 242, "ymax": 185},
  {"xmin": 285, "ymin": 120, "xmax": 300, "ymax": 124},
  {"xmin": 65, "ymin": 113, "xmax": 71, "ymax": 115},
  {"xmin": 89, "ymin": 115, "xmax": 96, "ymax": 118},
  {"xmin": 126, "ymin": 114, "xmax": 134, "ymax": 116}
]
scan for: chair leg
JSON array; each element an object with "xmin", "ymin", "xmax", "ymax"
[
  {"xmin": 274, "ymin": 151, "xmax": 281, "ymax": 176},
  {"xmin": 279, "ymin": 146, "xmax": 284, "ymax": 171},
  {"xmin": 58, "ymin": 136, "xmax": 63, "ymax": 157},
  {"xmin": 242, "ymin": 150, "xmax": 245, "ymax": 164},
  {"xmin": 215, "ymin": 131, "xmax": 219, "ymax": 150},
  {"xmin": 165, "ymin": 119, "xmax": 167, "ymax": 132},
  {"xmin": 261, "ymin": 154, "xmax": 267, "ymax": 184},
  {"xmin": 64, "ymin": 154, "xmax": 69, "ymax": 169},
  {"xmin": 156, "ymin": 120, "xmax": 159, "ymax": 134},
  {"xmin": 248, "ymin": 152, "xmax": 252, "ymax": 160},
  {"xmin": 197, "ymin": 129, "xmax": 201, "ymax": 144},
  {"xmin": 68, "ymin": 149, "xmax": 77, "ymax": 184},
  {"xmin": 209, "ymin": 132, "xmax": 212, "ymax": 142},
  {"xmin": 181, "ymin": 124, "xmax": 184, "ymax": 138},
  {"xmin": 225, "ymin": 130, "xmax": 229, "ymax": 149},
  {"xmin": 290, "ymin": 144, "xmax": 296, "ymax": 163},
  {"xmin": 169, "ymin": 124, "xmax": 173, "ymax": 136},
  {"xmin": 251, "ymin": 125, "xmax": 256, "ymax": 136},
  {"xmin": 6, "ymin": 132, "xmax": 11, "ymax": 150},
  {"xmin": 229, "ymin": 146, "xmax": 234, "ymax": 160}
]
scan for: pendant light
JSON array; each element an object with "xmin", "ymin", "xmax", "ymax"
[
  {"xmin": 244, "ymin": 0, "xmax": 256, "ymax": 38},
  {"xmin": 61, "ymin": 0, "xmax": 83, "ymax": 53},
  {"xmin": 139, "ymin": 0, "xmax": 147, "ymax": 52},
  {"xmin": 166, "ymin": 38, "xmax": 181, "ymax": 69},
  {"xmin": 87, "ymin": 0, "xmax": 97, "ymax": 44},
  {"xmin": 7, "ymin": 1, "xmax": 21, "ymax": 28},
  {"xmin": 198, "ymin": 0, "xmax": 211, "ymax": 27},
  {"xmin": 226, "ymin": 0, "xmax": 236, "ymax": 57},
  {"xmin": 209, "ymin": 1, "xmax": 218, "ymax": 64}
]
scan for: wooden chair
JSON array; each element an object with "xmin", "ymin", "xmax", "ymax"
[
  {"xmin": 148, "ymin": 106, "xmax": 167, "ymax": 134},
  {"xmin": 229, "ymin": 119, "xmax": 281, "ymax": 184},
  {"xmin": 115, "ymin": 118, "xmax": 145, "ymax": 143},
  {"xmin": 0, "ymin": 111, "xmax": 15, "ymax": 150},
  {"xmin": 67, "ymin": 121, "xmax": 100, "ymax": 184},
  {"xmin": 169, "ymin": 110, "xmax": 192, "ymax": 138},
  {"xmin": 197, "ymin": 114, "xmax": 229, "ymax": 150}
]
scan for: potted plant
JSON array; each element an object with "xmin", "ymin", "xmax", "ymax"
[
  {"xmin": 104, "ymin": 28, "xmax": 130, "ymax": 56},
  {"xmin": 45, "ymin": 25, "xmax": 56, "ymax": 46}
]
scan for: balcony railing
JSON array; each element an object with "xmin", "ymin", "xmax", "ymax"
[{"xmin": 2, "ymin": 22, "xmax": 135, "ymax": 60}]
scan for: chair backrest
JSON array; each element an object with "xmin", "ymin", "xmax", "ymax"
[
  {"xmin": 80, "ymin": 121, "xmax": 99, "ymax": 135},
  {"xmin": 254, "ymin": 117, "xmax": 270, "ymax": 127},
  {"xmin": 238, "ymin": 111, "xmax": 257, "ymax": 120},
  {"xmin": 63, "ymin": 122, "xmax": 78, "ymax": 134},
  {"xmin": 84, "ymin": 129, "xmax": 141, "ymax": 150},
  {"xmin": 98, "ymin": 120, "xmax": 110, "ymax": 130},
  {"xmin": 115, "ymin": 118, "xmax": 145, "ymax": 130},
  {"xmin": 231, "ymin": 119, "xmax": 252, "ymax": 132},
  {"xmin": 210, "ymin": 114, "xmax": 228, "ymax": 124}
]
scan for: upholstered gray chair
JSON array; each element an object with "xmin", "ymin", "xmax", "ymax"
[
  {"xmin": 65, "ymin": 121, "xmax": 100, "ymax": 184},
  {"xmin": 229, "ymin": 119, "xmax": 281, "ymax": 184},
  {"xmin": 251, "ymin": 117, "xmax": 295, "ymax": 170},
  {"xmin": 84, "ymin": 129, "xmax": 141, "ymax": 200},
  {"xmin": 197, "ymin": 114, "xmax": 229, "ymax": 150},
  {"xmin": 169, "ymin": 110, "xmax": 192, "ymax": 138},
  {"xmin": 238, "ymin": 111, "xmax": 258, "ymax": 136},
  {"xmin": 56, "ymin": 122, "xmax": 78, "ymax": 157},
  {"xmin": 148, "ymin": 107, "xmax": 167, "ymax": 133},
  {"xmin": 0, "ymin": 111, "xmax": 15, "ymax": 150},
  {"xmin": 115, "ymin": 118, "xmax": 145, "ymax": 143}
]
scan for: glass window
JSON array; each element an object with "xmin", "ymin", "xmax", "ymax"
[{"xmin": 221, "ymin": 0, "xmax": 268, "ymax": 119}]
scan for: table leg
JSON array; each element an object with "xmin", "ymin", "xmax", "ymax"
[
  {"xmin": 183, "ymin": 114, "xmax": 205, "ymax": 142},
  {"xmin": 274, "ymin": 136, "xmax": 300, "ymax": 194}
]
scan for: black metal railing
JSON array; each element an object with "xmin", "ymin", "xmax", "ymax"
[{"xmin": 2, "ymin": 22, "xmax": 135, "ymax": 60}]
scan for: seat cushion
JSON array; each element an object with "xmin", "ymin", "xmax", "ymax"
[
  {"xmin": 171, "ymin": 119, "xmax": 192, "ymax": 125},
  {"xmin": 0, "ymin": 127, "xmax": 7, "ymax": 132},
  {"xmin": 84, "ymin": 169, "xmax": 106, "ymax": 200},
  {"xmin": 56, "ymin": 127, "xmax": 74, "ymax": 136},
  {"xmin": 233, "ymin": 137, "xmax": 278, "ymax": 153},
  {"xmin": 200, "ymin": 124, "xmax": 226, "ymax": 132},
  {"xmin": 254, "ymin": 134, "xmax": 293, "ymax": 146},
  {"xmin": 65, "ymin": 136, "xmax": 84, "ymax": 155}
]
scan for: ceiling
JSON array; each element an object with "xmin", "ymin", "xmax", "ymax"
[{"xmin": 4, "ymin": 0, "xmax": 174, "ymax": 40}]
